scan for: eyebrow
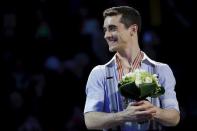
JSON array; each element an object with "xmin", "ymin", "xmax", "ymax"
[{"xmin": 103, "ymin": 24, "xmax": 118, "ymax": 32}]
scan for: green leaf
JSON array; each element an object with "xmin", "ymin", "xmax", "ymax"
[
  {"xmin": 151, "ymin": 86, "xmax": 165, "ymax": 98},
  {"xmin": 139, "ymin": 83, "xmax": 156, "ymax": 99},
  {"xmin": 118, "ymin": 82, "xmax": 140, "ymax": 100},
  {"xmin": 118, "ymin": 82, "xmax": 165, "ymax": 100}
]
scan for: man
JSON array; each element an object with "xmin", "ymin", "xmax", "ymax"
[{"xmin": 84, "ymin": 6, "xmax": 180, "ymax": 131}]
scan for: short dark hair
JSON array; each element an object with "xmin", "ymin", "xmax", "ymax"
[{"xmin": 103, "ymin": 6, "xmax": 141, "ymax": 34}]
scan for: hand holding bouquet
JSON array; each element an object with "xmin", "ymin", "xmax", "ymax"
[{"xmin": 118, "ymin": 69, "xmax": 165, "ymax": 101}]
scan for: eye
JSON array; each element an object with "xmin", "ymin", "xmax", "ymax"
[
  {"xmin": 103, "ymin": 27, "xmax": 107, "ymax": 33},
  {"xmin": 103, "ymin": 25, "xmax": 118, "ymax": 33},
  {"xmin": 108, "ymin": 25, "xmax": 117, "ymax": 32}
]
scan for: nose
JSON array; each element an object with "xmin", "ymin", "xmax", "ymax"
[{"xmin": 104, "ymin": 30, "xmax": 112, "ymax": 39}]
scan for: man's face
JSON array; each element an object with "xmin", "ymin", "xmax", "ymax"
[{"xmin": 103, "ymin": 15, "xmax": 131, "ymax": 52}]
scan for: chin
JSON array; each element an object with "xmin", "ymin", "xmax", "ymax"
[
  {"xmin": 109, "ymin": 45, "xmax": 120, "ymax": 52},
  {"xmin": 109, "ymin": 47, "xmax": 116, "ymax": 52}
]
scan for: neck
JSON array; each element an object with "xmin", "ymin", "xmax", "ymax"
[{"xmin": 117, "ymin": 41, "xmax": 140, "ymax": 64}]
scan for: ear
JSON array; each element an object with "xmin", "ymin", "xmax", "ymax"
[{"xmin": 129, "ymin": 24, "xmax": 138, "ymax": 35}]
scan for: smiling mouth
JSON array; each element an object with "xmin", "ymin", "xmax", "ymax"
[
  {"xmin": 108, "ymin": 40, "xmax": 117, "ymax": 44},
  {"xmin": 107, "ymin": 37, "xmax": 118, "ymax": 44}
]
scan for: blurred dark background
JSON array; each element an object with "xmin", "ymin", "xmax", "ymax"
[{"xmin": 0, "ymin": 0, "xmax": 195, "ymax": 130}]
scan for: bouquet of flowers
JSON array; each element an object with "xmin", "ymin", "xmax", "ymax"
[{"xmin": 118, "ymin": 69, "xmax": 165, "ymax": 101}]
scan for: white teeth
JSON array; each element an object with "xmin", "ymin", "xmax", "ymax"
[
  {"xmin": 109, "ymin": 40, "xmax": 115, "ymax": 43},
  {"xmin": 108, "ymin": 37, "xmax": 117, "ymax": 41},
  {"xmin": 109, "ymin": 39, "xmax": 117, "ymax": 42}
]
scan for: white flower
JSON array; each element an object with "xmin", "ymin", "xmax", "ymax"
[
  {"xmin": 145, "ymin": 77, "xmax": 152, "ymax": 83},
  {"xmin": 135, "ymin": 76, "xmax": 142, "ymax": 86},
  {"xmin": 120, "ymin": 69, "xmax": 161, "ymax": 88},
  {"xmin": 118, "ymin": 69, "xmax": 165, "ymax": 100}
]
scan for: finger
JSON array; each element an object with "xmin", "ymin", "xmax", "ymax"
[
  {"xmin": 135, "ymin": 109, "xmax": 156, "ymax": 115},
  {"xmin": 130, "ymin": 101, "xmax": 144, "ymax": 106},
  {"xmin": 135, "ymin": 103, "xmax": 154, "ymax": 111},
  {"xmin": 143, "ymin": 100, "xmax": 153, "ymax": 105},
  {"xmin": 128, "ymin": 101, "xmax": 139, "ymax": 106},
  {"xmin": 152, "ymin": 112, "xmax": 157, "ymax": 117}
]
